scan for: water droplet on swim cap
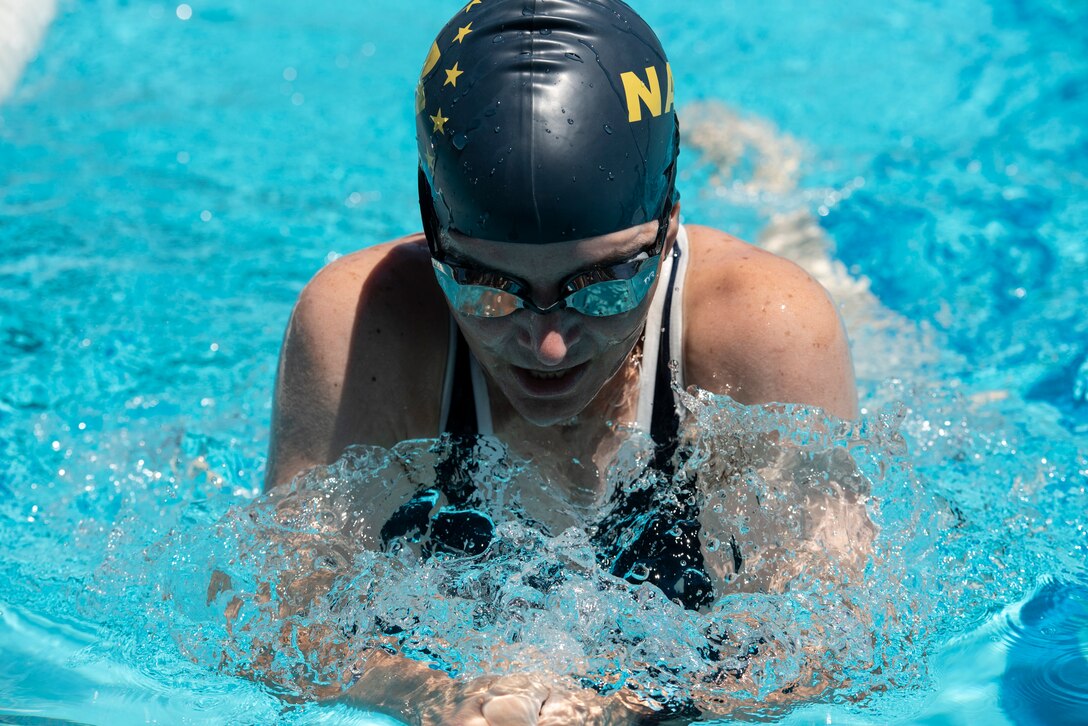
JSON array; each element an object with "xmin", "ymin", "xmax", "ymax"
[{"xmin": 416, "ymin": 0, "xmax": 679, "ymax": 244}]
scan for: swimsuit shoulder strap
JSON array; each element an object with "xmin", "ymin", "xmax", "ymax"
[
  {"xmin": 636, "ymin": 224, "xmax": 689, "ymax": 455},
  {"xmin": 440, "ymin": 317, "xmax": 493, "ymax": 437},
  {"xmin": 440, "ymin": 318, "xmax": 479, "ymax": 437}
]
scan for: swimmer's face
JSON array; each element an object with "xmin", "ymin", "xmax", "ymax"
[{"xmin": 442, "ymin": 210, "xmax": 678, "ymax": 427}]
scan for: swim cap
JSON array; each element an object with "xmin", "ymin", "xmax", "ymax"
[{"xmin": 416, "ymin": 0, "xmax": 679, "ymax": 244}]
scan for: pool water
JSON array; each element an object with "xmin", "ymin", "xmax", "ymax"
[{"xmin": 1, "ymin": 0, "xmax": 1085, "ymax": 724}]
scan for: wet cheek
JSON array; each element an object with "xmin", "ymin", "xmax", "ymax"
[
  {"xmin": 457, "ymin": 316, "xmax": 519, "ymax": 355},
  {"xmin": 589, "ymin": 314, "xmax": 644, "ymax": 346}
]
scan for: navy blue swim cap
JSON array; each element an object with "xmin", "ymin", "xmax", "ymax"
[{"xmin": 416, "ymin": 0, "xmax": 679, "ymax": 244}]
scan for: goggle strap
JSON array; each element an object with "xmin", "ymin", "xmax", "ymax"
[{"xmin": 418, "ymin": 167, "xmax": 442, "ymax": 257}]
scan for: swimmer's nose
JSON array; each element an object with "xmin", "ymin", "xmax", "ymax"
[{"xmin": 522, "ymin": 312, "xmax": 579, "ymax": 366}]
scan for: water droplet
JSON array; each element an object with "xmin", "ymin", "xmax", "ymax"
[
  {"xmin": 452, "ymin": 133, "xmax": 468, "ymax": 150},
  {"xmin": 564, "ymin": 52, "xmax": 583, "ymax": 63},
  {"xmin": 603, "ymin": 124, "xmax": 613, "ymax": 135},
  {"xmin": 540, "ymin": 28, "xmax": 551, "ymax": 35},
  {"xmin": 567, "ymin": 118, "xmax": 574, "ymax": 125},
  {"xmin": 493, "ymin": 35, "xmax": 504, "ymax": 44},
  {"xmin": 494, "ymin": 126, "xmax": 501, "ymax": 133}
]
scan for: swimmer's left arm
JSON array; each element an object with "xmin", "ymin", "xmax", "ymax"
[
  {"xmin": 684, "ymin": 228, "xmax": 859, "ymax": 420},
  {"xmin": 692, "ymin": 444, "xmax": 878, "ymax": 716}
]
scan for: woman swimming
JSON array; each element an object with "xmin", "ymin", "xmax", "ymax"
[{"xmin": 260, "ymin": 0, "xmax": 861, "ymax": 721}]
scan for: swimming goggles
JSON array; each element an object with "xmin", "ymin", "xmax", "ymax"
[{"xmin": 431, "ymin": 218, "xmax": 669, "ymax": 318}]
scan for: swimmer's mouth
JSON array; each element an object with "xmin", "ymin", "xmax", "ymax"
[
  {"xmin": 512, "ymin": 362, "xmax": 588, "ymax": 396},
  {"xmin": 527, "ymin": 369, "xmax": 569, "ymax": 380}
]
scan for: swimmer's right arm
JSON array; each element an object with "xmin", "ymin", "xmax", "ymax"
[
  {"xmin": 265, "ymin": 238, "xmax": 448, "ymax": 491},
  {"xmin": 209, "ymin": 567, "xmax": 646, "ymax": 724},
  {"xmin": 342, "ymin": 660, "xmax": 650, "ymax": 725}
]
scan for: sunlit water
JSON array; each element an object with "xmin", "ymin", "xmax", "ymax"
[{"xmin": 1, "ymin": 0, "xmax": 1085, "ymax": 724}]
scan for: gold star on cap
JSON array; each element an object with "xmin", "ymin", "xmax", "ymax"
[
  {"xmin": 464, "ymin": 0, "xmax": 482, "ymax": 12},
  {"xmin": 453, "ymin": 23, "xmax": 473, "ymax": 44},
  {"xmin": 444, "ymin": 62, "xmax": 464, "ymax": 87},
  {"xmin": 430, "ymin": 109, "xmax": 449, "ymax": 134}
]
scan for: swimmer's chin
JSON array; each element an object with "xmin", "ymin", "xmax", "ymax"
[
  {"xmin": 502, "ymin": 378, "xmax": 613, "ymax": 429},
  {"xmin": 511, "ymin": 401, "xmax": 590, "ymax": 429}
]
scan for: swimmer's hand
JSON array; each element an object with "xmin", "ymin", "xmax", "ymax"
[
  {"xmin": 345, "ymin": 654, "xmax": 646, "ymax": 725},
  {"xmin": 417, "ymin": 674, "xmax": 644, "ymax": 725}
]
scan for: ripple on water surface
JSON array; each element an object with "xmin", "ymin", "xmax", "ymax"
[{"xmin": 999, "ymin": 581, "xmax": 1088, "ymax": 726}]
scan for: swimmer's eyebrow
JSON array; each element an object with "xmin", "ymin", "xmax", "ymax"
[{"xmin": 442, "ymin": 248, "xmax": 518, "ymax": 278}]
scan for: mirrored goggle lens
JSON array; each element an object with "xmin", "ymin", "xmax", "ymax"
[
  {"xmin": 432, "ymin": 261, "xmax": 522, "ymax": 318},
  {"xmin": 566, "ymin": 259, "xmax": 659, "ymax": 317},
  {"xmin": 433, "ymin": 256, "xmax": 659, "ymax": 318},
  {"xmin": 449, "ymin": 284, "xmax": 524, "ymax": 318}
]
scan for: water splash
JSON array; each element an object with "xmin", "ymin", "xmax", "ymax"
[{"xmin": 85, "ymin": 389, "xmax": 996, "ymax": 720}]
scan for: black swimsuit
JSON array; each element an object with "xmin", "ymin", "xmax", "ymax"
[{"xmin": 381, "ymin": 236, "xmax": 715, "ymax": 611}]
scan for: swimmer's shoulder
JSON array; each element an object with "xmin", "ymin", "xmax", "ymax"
[
  {"xmin": 683, "ymin": 225, "xmax": 858, "ymax": 419},
  {"xmin": 294, "ymin": 233, "xmax": 447, "ymax": 369},
  {"xmin": 274, "ymin": 235, "xmax": 449, "ymax": 461},
  {"xmin": 302, "ymin": 234, "xmax": 440, "ymax": 309}
]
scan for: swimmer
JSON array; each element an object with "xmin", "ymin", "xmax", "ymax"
[{"xmin": 261, "ymin": 0, "xmax": 862, "ymax": 721}]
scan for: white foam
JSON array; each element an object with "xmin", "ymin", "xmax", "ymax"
[{"xmin": 0, "ymin": 0, "xmax": 56, "ymax": 103}]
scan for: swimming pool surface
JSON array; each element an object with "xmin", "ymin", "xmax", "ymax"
[{"xmin": 1, "ymin": 0, "xmax": 1085, "ymax": 723}]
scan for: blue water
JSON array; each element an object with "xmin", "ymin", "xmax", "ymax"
[{"xmin": 1, "ymin": 0, "xmax": 1085, "ymax": 724}]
